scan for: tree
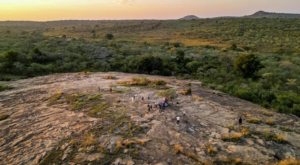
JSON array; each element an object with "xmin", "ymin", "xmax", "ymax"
[
  {"xmin": 176, "ymin": 50, "xmax": 185, "ymax": 63},
  {"xmin": 229, "ymin": 44, "xmax": 237, "ymax": 50},
  {"xmin": 1, "ymin": 50, "xmax": 19, "ymax": 71},
  {"xmin": 233, "ymin": 53, "xmax": 263, "ymax": 77},
  {"xmin": 105, "ymin": 33, "xmax": 114, "ymax": 40},
  {"xmin": 137, "ymin": 55, "xmax": 163, "ymax": 74}
]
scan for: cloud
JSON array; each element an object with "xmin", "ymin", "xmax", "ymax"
[{"xmin": 114, "ymin": 0, "xmax": 135, "ymax": 5}]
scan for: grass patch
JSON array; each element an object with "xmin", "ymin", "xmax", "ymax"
[
  {"xmin": 0, "ymin": 114, "xmax": 9, "ymax": 121},
  {"xmin": 206, "ymin": 142, "xmax": 217, "ymax": 156},
  {"xmin": 201, "ymin": 134, "xmax": 206, "ymax": 138},
  {"xmin": 179, "ymin": 88, "xmax": 192, "ymax": 95},
  {"xmin": 263, "ymin": 111, "xmax": 273, "ymax": 116},
  {"xmin": 173, "ymin": 144, "xmax": 198, "ymax": 161},
  {"xmin": 48, "ymin": 91, "xmax": 63, "ymax": 106},
  {"xmin": 118, "ymin": 77, "xmax": 168, "ymax": 89},
  {"xmin": 134, "ymin": 138, "xmax": 150, "ymax": 146},
  {"xmin": 273, "ymin": 158, "xmax": 300, "ymax": 165},
  {"xmin": 0, "ymin": 84, "xmax": 13, "ymax": 92},
  {"xmin": 241, "ymin": 128, "xmax": 261, "ymax": 138},
  {"xmin": 263, "ymin": 131, "xmax": 288, "ymax": 144},
  {"xmin": 247, "ymin": 118, "xmax": 262, "ymax": 124},
  {"xmin": 280, "ymin": 126, "xmax": 294, "ymax": 132},
  {"xmin": 213, "ymin": 158, "xmax": 247, "ymax": 165},
  {"xmin": 227, "ymin": 125, "xmax": 235, "ymax": 130},
  {"xmin": 174, "ymin": 144, "xmax": 184, "ymax": 154},
  {"xmin": 266, "ymin": 120, "xmax": 276, "ymax": 126},
  {"xmin": 222, "ymin": 133, "xmax": 242, "ymax": 143},
  {"xmin": 103, "ymin": 75, "xmax": 116, "ymax": 79},
  {"xmin": 157, "ymin": 89, "xmax": 177, "ymax": 100},
  {"xmin": 193, "ymin": 95, "xmax": 204, "ymax": 101},
  {"xmin": 87, "ymin": 101, "xmax": 110, "ymax": 117}
]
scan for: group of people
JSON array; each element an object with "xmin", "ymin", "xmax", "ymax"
[{"xmin": 97, "ymin": 87, "xmax": 112, "ymax": 93}]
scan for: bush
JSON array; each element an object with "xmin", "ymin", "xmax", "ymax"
[
  {"xmin": 0, "ymin": 114, "xmax": 9, "ymax": 121},
  {"xmin": 0, "ymin": 84, "xmax": 13, "ymax": 92},
  {"xmin": 247, "ymin": 118, "xmax": 262, "ymax": 124},
  {"xmin": 266, "ymin": 120, "xmax": 276, "ymax": 126},
  {"xmin": 179, "ymin": 88, "xmax": 192, "ymax": 95},
  {"xmin": 157, "ymin": 89, "xmax": 177, "ymax": 100},
  {"xmin": 105, "ymin": 33, "xmax": 114, "ymax": 40},
  {"xmin": 222, "ymin": 133, "xmax": 242, "ymax": 143},
  {"xmin": 263, "ymin": 131, "xmax": 288, "ymax": 144},
  {"xmin": 233, "ymin": 53, "xmax": 263, "ymax": 77}
]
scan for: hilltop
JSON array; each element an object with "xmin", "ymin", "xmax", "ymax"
[
  {"xmin": 179, "ymin": 15, "xmax": 201, "ymax": 20},
  {"xmin": 0, "ymin": 72, "xmax": 299, "ymax": 164},
  {"xmin": 245, "ymin": 11, "xmax": 300, "ymax": 18}
]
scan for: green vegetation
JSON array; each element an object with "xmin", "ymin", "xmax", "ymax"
[
  {"xmin": 0, "ymin": 84, "xmax": 13, "ymax": 92},
  {"xmin": 157, "ymin": 89, "xmax": 177, "ymax": 100},
  {"xmin": 247, "ymin": 118, "xmax": 262, "ymax": 124},
  {"xmin": 263, "ymin": 131, "xmax": 289, "ymax": 144},
  {"xmin": 1, "ymin": 18, "xmax": 300, "ymax": 117},
  {"xmin": 222, "ymin": 133, "xmax": 242, "ymax": 143},
  {"xmin": 280, "ymin": 126, "xmax": 294, "ymax": 132},
  {"xmin": 0, "ymin": 114, "xmax": 9, "ymax": 121}
]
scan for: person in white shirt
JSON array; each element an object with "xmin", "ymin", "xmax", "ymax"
[{"xmin": 176, "ymin": 116, "xmax": 180, "ymax": 124}]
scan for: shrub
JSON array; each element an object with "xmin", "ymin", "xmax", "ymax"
[
  {"xmin": 116, "ymin": 141, "xmax": 122, "ymax": 148},
  {"xmin": 227, "ymin": 125, "xmax": 234, "ymax": 130},
  {"xmin": 263, "ymin": 111, "xmax": 273, "ymax": 116},
  {"xmin": 0, "ymin": 114, "xmax": 9, "ymax": 121},
  {"xmin": 174, "ymin": 144, "xmax": 184, "ymax": 154},
  {"xmin": 263, "ymin": 131, "xmax": 288, "ymax": 144},
  {"xmin": 206, "ymin": 143, "xmax": 217, "ymax": 156},
  {"xmin": 105, "ymin": 33, "xmax": 114, "ymax": 40},
  {"xmin": 193, "ymin": 95, "xmax": 204, "ymax": 101},
  {"xmin": 275, "ymin": 158, "xmax": 300, "ymax": 165},
  {"xmin": 48, "ymin": 91, "xmax": 63, "ymax": 106},
  {"xmin": 266, "ymin": 120, "xmax": 276, "ymax": 126},
  {"xmin": 117, "ymin": 77, "xmax": 150, "ymax": 86},
  {"xmin": 103, "ymin": 75, "xmax": 115, "ymax": 79},
  {"xmin": 179, "ymin": 88, "xmax": 192, "ymax": 95},
  {"xmin": 222, "ymin": 133, "xmax": 242, "ymax": 143},
  {"xmin": 157, "ymin": 89, "xmax": 177, "ymax": 100},
  {"xmin": 0, "ymin": 84, "xmax": 13, "ymax": 92},
  {"xmin": 247, "ymin": 118, "xmax": 262, "ymax": 124},
  {"xmin": 280, "ymin": 126, "xmax": 293, "ymax": 132}
]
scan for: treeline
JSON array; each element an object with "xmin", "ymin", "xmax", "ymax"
[{"xmin": 0, "ymin": 31, "xmax": 299, "ymax": 117}]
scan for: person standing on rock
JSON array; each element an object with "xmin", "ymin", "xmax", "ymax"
[
  {"xmin": 176, "ymin": 116, "xmax": 180, "ymax": 124},
  {"xmin": 238, "ymin": 116, "xmax": 243, "ymax": 125},
  {"xmin": 183, "ymin": 111, "xmax": 186, "ymax": 117},
  {"xmin": 98, "ymin": 87, "xmax": 100, "ymax": 92},
  {"xmin": 148, "ymin": 96, "xmax": 150, "ymax": 101},
  {"xmin": 132, "ymin": 96, "xmax": 135, "ymax": 102},
  {"xmin": 110, "ymin": 87, "xmax": 112, "ymax": 93},
  {"xmin": 141, "ymin": 97, "xmax": 144, "ymax": 101}
]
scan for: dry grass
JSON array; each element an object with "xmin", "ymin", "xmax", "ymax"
[
  {"xmin": 122, "ymin": 139, "xmax": 135, "ymax": 147},
  {"xmin": 207, "ymin": 145, "xmax": 217, "ymax": 156},
  {"xmin": 178, "ymin": 88, "xmax": 192, "ymax": 95},
  {"xmin": 184, "ymin": 149, "xmax": 198, "ymax": 161},
  {"xmin": 48, "ymin": 91, "xmax": 63, "ymax": 105},
  {"xmin": 174, "ymin": 144, "xmax": 184, "ymax": 154},
  {"xmin": 222, "ymin": 133, "xmax": 242, "ymax": 143},
  {"xmin": 266, "ymin": 120, "xmax": 276, "ymax": 126},
  {"xmin": 247, "ymin": 118, "xmax": 262, "ymax": 124},
  {"xmin": 116, "ymin": 141, "xmax": 122, "ymax": 148},
  {"xmin": 186, "ymin": 82, "xmax": 191, "ymax": 86},
  {"xmin": 103, "ymin": 75, "xmax": 115, "ymax": 79},
  {"xmin": 210, "ymin": 104, "xmax": 214, "ymax": 107},
  {"xmin": 193, "ymin": 95, "xmax": 204, "ymax": 101},
  {"xmin": 134, "ymin": 138, "xmax": 150, "ymax": 146},
  {"xmin": 263, "ymin": 131, "xmax": 288, "ymax": 144},
  {"xmin": 81, "ymin": 133, "xmax": 97, "ymax": 148},
  {"xmin": 273, "ymin": 158, "xmax": 300, "ymax": 165},
  {"xmin": 246, "ymin": 114, "xmax": 251, "ymax": 117},
  {"xmin": 176, "ymin": 82, "xmax": 181, "ymax": 86},
  {"xmin": 263, "ymin": 111, "xmax": 273, "ymax": 116},
  {"xmin": 117, "ymin": 77, "xmax": 150, "ymax": 86}
]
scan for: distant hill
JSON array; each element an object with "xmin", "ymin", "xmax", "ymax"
[
  {"xmin": 244, "ymin": 11, "xmax": 300, "ymax": 18},
  {"xmin": 179, "ymin": 15, "xmax": 201, "ymax": 20}
]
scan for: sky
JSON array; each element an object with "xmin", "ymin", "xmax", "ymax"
[{"xmin": 0, "ymin": 0, "xmax": 300, "ymax": 21}]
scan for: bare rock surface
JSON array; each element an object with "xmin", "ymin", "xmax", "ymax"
[{"xmin": 0, "ymin": 72, "xmax": 300, "ymax": 165}]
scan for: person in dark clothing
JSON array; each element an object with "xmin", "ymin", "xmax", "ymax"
[
  {"xmin": 141, "ymin": 97, "xmax": 144, "ymax": 101},
  {"xmin": 162, "ymin": 102, "xmax": 165, "ymax": 109},
  {"xmin": 148, "ymin": 106, "xmax": 151, "ymax": 112},
  {"xmin": 148, "ymin": 96, "xmax": 150, "ymax": 101},
  {"xmin": 98, "ymin": 87, "xmax": 100, "ymax": 92},
  {"xmin": 110, "ymin": 88, "xmax": 112, "ymax": 93},
  {"xmin": 238, "ymin": 117, "xmax": 243, "ymax": 125}
]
